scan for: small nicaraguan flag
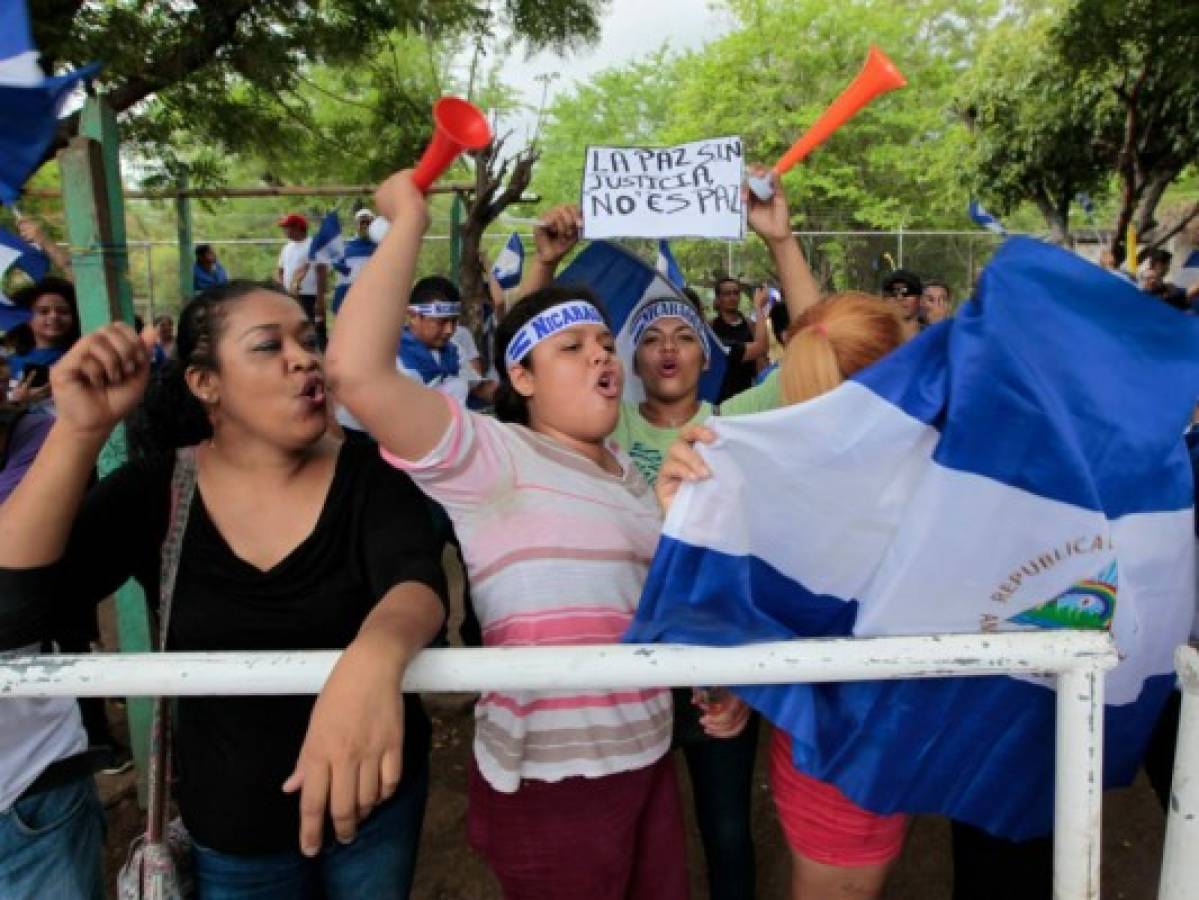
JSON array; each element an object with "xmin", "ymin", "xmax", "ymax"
[
  {"xmin": 558, "ymin": 241, "xmax": 727, "ymax": 405},
  {"xmin": 309, "ymin": 211, "xmax": 348, "ymax": 274},
  {"xmin": 968, "ymin": 199, "xmax": 1007, "ymax": 236},
  {"xmin": 626, "ymin": 237, "xmax": 1199, "ymax": 841},
  {"xmin": 656, "ymin": 239, "xmax": 686, "ymax": 290},
  {"xmin": 0, "ymin": 227, "xmax": 49, "ymax": 282},
  {"xmin": 0, "ymin": 1, "xmax": 100, "ymax": 204},
  {"xmin": 492, "ymin": 232, "xmax": 524, "ymax": 290}
]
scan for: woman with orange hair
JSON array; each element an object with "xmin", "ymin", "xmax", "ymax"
[{"xmin": 656, "ymin": 291, "xmax": 907, "ymax": 900}]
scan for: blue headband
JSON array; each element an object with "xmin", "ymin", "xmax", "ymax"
[
  {"xmin": 504, "ymin": 301, "xmax": 606, "ymax": 368},
  {"xmin": 410, "ymin": 300, "xmax": 461, "ymax": 317},
  {"xmin": 629, "ymin": 299, "xmax": 710, "ymax": 362}
]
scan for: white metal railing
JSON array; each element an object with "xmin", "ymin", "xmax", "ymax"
[
  {"xmin": 1, "ymin": 631, "xmax": 1120, "ymax": 899},
  {"xmin": 1159, "ymin": 645, "xmax": 1199, "ymax": 900}
]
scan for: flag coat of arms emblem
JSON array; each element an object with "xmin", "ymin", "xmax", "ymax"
[{"xmin": 626, "ymin": 237, "xmax": 1199, "ymax": 840}]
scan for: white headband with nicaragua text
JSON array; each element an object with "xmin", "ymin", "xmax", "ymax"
[
  {"xmin": 410, "ymin": 300, "xmax": 461, "ymax": 318},
  {"xmin": 504, "ymin": 301, "xmax": 606, "ymax": 368},
  {"xmin": 628, "ymin": 299, "xmax": 710, "ymax": 363}
]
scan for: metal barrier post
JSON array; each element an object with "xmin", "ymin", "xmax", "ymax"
[
  {"xmin": 1054, "ymin": 664, "xmax": 1105, "ymax": 899},
  {"xmin": 1159, "ymin": 645, "xmax": 1199, "ymax": 900}
]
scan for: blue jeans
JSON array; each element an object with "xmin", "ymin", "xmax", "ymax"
[
  {"xmin": 192, "ymin": 762, "xmax": 429, "ymax": 900},
  {"xmin": 0, "ymin": 775, "xmax": 105, "ymax": 900}
]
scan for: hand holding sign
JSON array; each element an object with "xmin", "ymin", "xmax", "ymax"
[{"xmin": 533, "ymin": 204, "xmax": 582, "ymax": 267}]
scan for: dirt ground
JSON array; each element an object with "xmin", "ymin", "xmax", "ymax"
[{"xmin": 94, "ymin": 560, "xmax": 1171, "ymax": 900}]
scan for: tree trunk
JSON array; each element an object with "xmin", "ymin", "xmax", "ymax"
[
  {"xmin": 1033, "ymin": 191, "xmax": 1072, "ymax": 246},
  {"xmin": 456, "ymin": 136, "xmax": 540, "ymax": 327}
]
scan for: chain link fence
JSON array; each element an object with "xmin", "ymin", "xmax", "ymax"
[{"xmin": 126, "ymin": 230, "xmax": 1008, "ymax": 321}]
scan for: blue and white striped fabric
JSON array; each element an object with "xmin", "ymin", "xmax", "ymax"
[
  {"xmin": 0, "ymin": 1, "xmax": 99, "ymax": 204},
  {"xmin": 558, "ymin": 240, "xmax": 727, "ymax": 404},
  {"xmin": 626, "ymin": 237, "xmax": 1199, "ymax": 840},
  {"xmin": 968, "ymin": 199, "xmax": 1007, "ymax": 236},
  {"xmin": 492, "ymin": 232, "xmax": 524, "ymax": 290},
  {"xmin": 331, "ymin": 235, "xmax": 375, "ymax": 313},
  {"xmin": 0, "ymin": 227, "xmax": 49, "ymax": 282},
  {"xmin": 308, "ymin": 211, "xmax": 348, "ymax": 273},
  {"xmin": 656, "ymin": 239, "xmax": 686, "ymax": 290}
]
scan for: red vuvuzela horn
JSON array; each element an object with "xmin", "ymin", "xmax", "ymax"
[
  {"xmin": 773, "ymin": 46, "xmax": 907, "ymax": 175},
  {"xmin": 411, "ymin": 97, "xmax": 494, "ymax": 193}
]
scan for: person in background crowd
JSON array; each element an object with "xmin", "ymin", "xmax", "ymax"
[
  {"xmin": 921, "ymin": 279, "xmax": 953, "ymax": 327},
  {"xmin": 0, "ymin": 282, "xmax": 448, "ymax": 898},
  {"xmin": 1139, "ymin": 249, "xmax": 1190, "ymax": 311},
  {"xmin": 193, "ymin": 244, "xmax": 230, "ymax": 295},
  {"xmin": 140, "ymin": 314, "xmax": 176, "ymax": 369},
  {"xmin": 880, "ymin": 269, "xmax": 923, "ymax": 339},
  {"xmin": 331, "ymin": 210, "xmax": 378, "ymax": 316},
  {"xmin": 329, "ymin": 169, "xmax": 691, "ymax": 900},
  {"xmin": 0, "ymin": 402, "xmax": 103, "ymax": 900},
  {"xmin": 710, "ymin": 277, "xmax": 770, "ymax": 403},
  {"xmin": 7, "ymin": 277, "xmax": 81, "ymax": 413},
  {"xmin": 397, "ymin": 276, "xmax": 496, "ymax": 408},
  {"xmin": 275, "ymin": 214, "xmax": 329, "ymax": 340},
  {"xmin": 655, "ymin": 292, "xmax": 908, "ymax": 900}
]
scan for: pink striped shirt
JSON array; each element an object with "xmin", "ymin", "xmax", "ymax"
[{"xmin": 382, "ymin": 400, "xmax": 672, "ymax": 792}]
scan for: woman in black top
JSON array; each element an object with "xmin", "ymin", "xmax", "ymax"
[{"xmin": 0, "ymin": 283, "xmax": 447, "ymax": 899}]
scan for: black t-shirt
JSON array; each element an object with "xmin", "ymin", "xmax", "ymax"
[
  {"xmin": 710, "ymin": 314, "xmax": 756, "ymax": 402},
  {"xmin": 0, "ymin": 437, "xmax": 447, "ymax": 854}
]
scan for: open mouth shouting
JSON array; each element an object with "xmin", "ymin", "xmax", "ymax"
[
  {"xmin": 297, "ymin": 373, "xmax": 327, "ymax": 409},
  {"xmin": 595, "ymin": 367, "xmax": 621, "ymax": 399}
]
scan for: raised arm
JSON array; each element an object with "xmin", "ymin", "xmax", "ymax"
[
  {"xmin": 512, "ymin": 204, "xmax": 581, "ymax": 301},
  {"xmin": 17, "ymin": 217, "xmax": 73, "ymax": 277},
  {"xmin": 325, "ymin": 171, "xmax": 451, "ymax": 461},
  {"xmin": 745, "ymin": 166, "xmax": 821, "ymax": 320},
  {"xmin": 0, "ymin": 324, "xmax": 149, "ymax": 567},
  {"xmin": 740, "ymin": 287, "xmax": 771, "ymax": 363}
]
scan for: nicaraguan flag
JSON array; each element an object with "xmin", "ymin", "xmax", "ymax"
[
  {"xmin": 558, "ymin": 241, "xmax": 727, "ymax": 404},
  {"xmin": 492, "ymin": 232, "xmax": 524, "ymax": 290},
  {"xmin": 968, "ymin": 199, "xmax": 1007, "ymax": 236},
  {"xmin": 0, "ymin": 1, "xmax": 100, "ymax": 204},
  {"xmin": 0, "ymin": 227, "xmax": 49, "ymax": 282},
  {"xmin": 655, "ymin": 239, "xmax": 686, "ymax": 290},
  {"xmin": 626, "ymin": 237, "xmax": 1199, "ymax": 840},
  {"xmin": 1178, "ymin": 249, "xmax": 1199, "ymax": 293},
  {"xmin": 309, "ymin": 211, "xmax": 348, "ymax": 273}
]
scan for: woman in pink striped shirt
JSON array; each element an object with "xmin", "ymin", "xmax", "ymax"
[{"xmin": 327, "ymin": 171, "xmax": 688, "ymax": 900}]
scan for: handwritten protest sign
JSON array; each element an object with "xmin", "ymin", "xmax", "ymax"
[{"xmin": 581, "ymin": 136, "xmax": 745, "ymax": 240}]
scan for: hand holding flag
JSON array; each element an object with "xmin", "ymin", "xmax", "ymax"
[{"xmin": 491, "ymin": 233, "xmax": 524, "ymax": 290}]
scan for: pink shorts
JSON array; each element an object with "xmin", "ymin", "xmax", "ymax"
[{"xmin": 769, "ymin": 728, "xmax": 908, "ymax": 867}]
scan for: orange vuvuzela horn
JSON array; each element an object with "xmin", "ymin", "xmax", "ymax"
[
  {"xmin": 773, "ymin": 46, "xmax": 907, "ymax": 175},
  {"xmin": 411, "ymin": 96, "xmax": 493, "ymax": 193}
]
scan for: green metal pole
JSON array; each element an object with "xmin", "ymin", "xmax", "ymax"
[
  {"xmin": 78, "ymin": 97, "xmax": 134, "ymax": 324},
  {"xmin": 59, "ymin": 117, "xmax": 154, "ymax": 806},
  {"xmin": 450, "ymin": 192, "xmax": 463, "ymax": 288},
  {"xmin": 176, "ymin": 174, "xmax": 192, "ymax": 303}
]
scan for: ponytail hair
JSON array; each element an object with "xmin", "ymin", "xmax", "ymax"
[
  {"xmin": 128, "ymin": 280, "xmax": 268, "ymax": 464},
  {"xmin": 779, "ymin": 291, "xmax": 903, "ymax": 406},
  {"xmin": 491, "ymin": 284, "xmax": 608, "ymax": 425}
]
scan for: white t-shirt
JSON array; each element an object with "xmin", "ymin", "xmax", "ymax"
[
  {"xmin": 451, "ymin": 325, "xmax": 481, "ymax": 372},
  {"xmin": 0, "ymin": 641, "xmax": 88, "ymax": 811},
  {"xmin": 278, "ymin": 239, "xmax": 316, "ymax": 295}
]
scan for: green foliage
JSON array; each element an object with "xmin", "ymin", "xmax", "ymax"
[
  {"xmin": 29, "ymin": 0, "xmax": 605, "ymax": 184},
  {"xmin": 961, "ymin": 0, "xmax": 1199, "ymax": 246},
  {"xmin": 534, "ymin": 0, "xmax": 1000, "ymax": 292}
]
